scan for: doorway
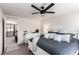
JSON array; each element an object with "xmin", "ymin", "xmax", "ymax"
[{"xmin": 5, "ymin": 21, "xmax": 18, "ymax": 52}]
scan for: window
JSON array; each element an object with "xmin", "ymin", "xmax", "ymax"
[{"xmin": 6, "ymin": 24, "xmax": 15, "ymax": 37}]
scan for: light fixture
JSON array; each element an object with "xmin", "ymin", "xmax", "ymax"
[{"xmin": 41, "ymin": 14, "xmax": 45, "ymax": 16}]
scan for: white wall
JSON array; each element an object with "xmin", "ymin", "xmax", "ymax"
[
  {"xmin": 5, "ymin": 15, "xmax": 41, "ymax": 44},
  {"xmin": 0, "ymin": 9, "xmax": 3, "ymax": 54},
  {"xmin": 42, "ymin": 10, "xmax": 79, "ymax": 33},
  {"xmin": 17, "ymin": 18, "xmax": 41, "ymax": 44}
]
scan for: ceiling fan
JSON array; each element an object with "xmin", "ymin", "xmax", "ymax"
[{"xmin": 31, "ymin": 3, "xmax": 55, "ymax": 15}]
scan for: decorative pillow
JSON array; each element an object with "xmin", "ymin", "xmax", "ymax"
[
  {"xmin": 48, "ymin": 33, "xmax": 55, "ymax": 38},
  {"xmin": 61, "ymin": 35, "xmax": 70, "ymax": 43},
  {"xmin": 44, "ymin": 33, "xmax": 55, "ymax": 39},
  {"xmin": 54, "ymin": 34, "xmax": 62, "ymax": 42},
  {"xmin": 44, "ymin": 33, "xmax": 49, "ymax": 38}
]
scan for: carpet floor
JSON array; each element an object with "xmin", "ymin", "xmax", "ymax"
[{"xmin": 3, "ymin": 44, "xmax": 33, "ymax": 55}]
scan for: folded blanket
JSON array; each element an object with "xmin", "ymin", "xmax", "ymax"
[
  {"xmin": 32, "ymin": 37, "xmax": 40, "ymax": 51},
  {"xmin": 26, "ymin": 33, "xmax": 40, "ymax": 40}
]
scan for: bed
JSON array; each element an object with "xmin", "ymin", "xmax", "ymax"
[{"xmin": 28, "ymin": 32, "xmax": 78, "ymax": 55}]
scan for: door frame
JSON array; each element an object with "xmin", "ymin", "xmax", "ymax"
[{"xmin": 2, "ymin": 18, "xmax": 5, "ymax": 54}]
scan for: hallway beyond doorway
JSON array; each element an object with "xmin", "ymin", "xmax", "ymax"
[{"xmin": 6, "ymin": 36, "xmax": 17, "ymax": 52}]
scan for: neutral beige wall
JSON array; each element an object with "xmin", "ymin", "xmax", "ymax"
[
  {"xmin": 42, "ymin": 10, "xmax": 79, "ymax": 34},
  {"xmin": 17, "ymin": 18, "xmax": 41, "ymax": 44},
  {"xmin": 0, "ymin": 9, "xmax": 3, "ymax": 54}
]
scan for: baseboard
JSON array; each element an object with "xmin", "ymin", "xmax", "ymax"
[{"xmin": 17, "ymin": 42, "xmax": 24, "ymax": 45}]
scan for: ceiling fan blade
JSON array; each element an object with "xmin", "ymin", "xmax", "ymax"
[
  {"xmin": 32, "ymin": 12, "xmax": 40, "ymax": 14},
  {"xmin": 45, "ymin": 11, "xmax": 55, "ymax": 13},
  {"xmin": 43, "ymin": 3, "xmax": 54, "ymax": 12},
  {"xmin": 31, "ymin": 5, "xmax": 41, "ymax": 12}
]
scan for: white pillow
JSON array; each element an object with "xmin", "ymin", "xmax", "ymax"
[
  {"xmin": 61, "ymin": 35, "xmax": 70, "ymax": 43},
  {"xmin": 48, "ymin": 33, "xmax": 55, "ymax": 38},
  {"xmin": 44, "ymin": 33, "xmax": 55, "ymax": 38},
  {"xmin": 54, "ymin": 34, "xmax": 62, "ymax": 42},
  {"xmin": 44, "ymin": 33, "xmax": 49, "ymax": 38}
]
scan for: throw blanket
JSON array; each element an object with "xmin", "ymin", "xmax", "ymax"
[
  {"xmin": 32, "ymin": 37, "xmax": 40, "ymax": 51},
  {"xmin": 37, "ymin": 37, "xmax": 78, "ymax": 55}
]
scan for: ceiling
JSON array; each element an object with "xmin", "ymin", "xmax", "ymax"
[{"xmin": 0, "ymin": 3, "xmax": 79, "ymax": 19}]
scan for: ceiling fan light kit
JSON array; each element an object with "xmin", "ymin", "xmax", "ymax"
[
  {"xmin": 31, "ymin": 3, "xmax": 55, "ymax": 16},
  {"xmin": 40, "ymin": 14, "xmax": 44, "ymax": 17}
]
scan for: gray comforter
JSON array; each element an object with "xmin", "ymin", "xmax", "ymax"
[{"xmin": 37, "ymin": 37, "xmax": 78, "ymax": 55}]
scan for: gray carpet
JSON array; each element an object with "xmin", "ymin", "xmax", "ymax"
[
  {"xmin": 6, "ymin": 37, "xmax": 18, "ymax": 52},
  {"xmin": 4, "ymin": 44, "xmax": 33, "ymax": 55}
]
